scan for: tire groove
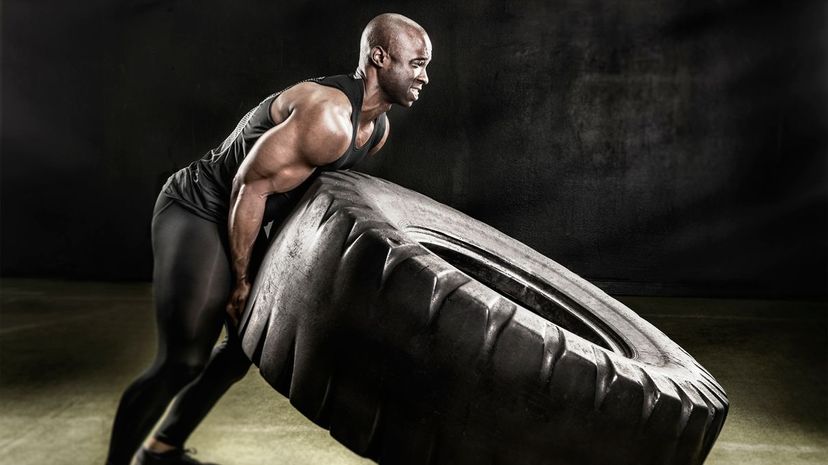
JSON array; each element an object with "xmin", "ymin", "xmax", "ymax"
[
  {"xmin": 246, "ymin": 308, "xmax": 270, "ymax": 366},
  {"xmin": 688, "ymin": 383, "xmax": 719, "ymax": 462},
  {"xmin": 314, "ymin": 374, "xmax": 334, "ymax": 423},
  {"xmin": 482, "ymin": 298, "xmax": 517, "ymax": 360},
  {"xmin": 690, "ymin": 382, "xmax": 716, "ymax": 424},
  {"xmin": 540, "ymin": 325, "xmax": 566, "ymax": 386},
  {"xmin": 670, "ymin": 379, "xmax": 693, "ymax": 441},
  {"xmin": 427, "ymin": 270, "xmax": 471, "ymax": 326},
  {"xmin": 637, "ymin": 367, "xmax": 661, "ymax": 429},
  {"xmin": 592, "ymin": 347, "xmax": 616, "ymax": 411},
  {"xmin": 380, "ymin": 245, "xmax": 429, "ymax": 287},
  {"xmin": 271, "ymin": 332, "xmax": 297, "ymax": 396},
  {"xmin": 318, "ymin": 195, "xmax": 340, "ymax": 227},
  {"xmin": 702, "ymin": 378, "xmax": 729, "ymax": 440},
  {"xmin": 691, "ymin": 360, "xmax": 724, "ymax": 395},
  {"xmin": 345, "ymin": 220, "xmax": 393, "ymax": 248},
  {"xmin": 698, "ymin": 378, "xmax": 727, "ymax": 409},
  {"xmin": 699, "ymin": 373, "xmax": 727, "ymax": 401},
  {"xmin": 336, "ymin": 216, "xmax": 358, "ymax": 255}
]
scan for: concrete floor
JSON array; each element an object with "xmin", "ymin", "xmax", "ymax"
[{"xmin": 0, "ymin": 279, "xmax": 825, "ymax": 465}]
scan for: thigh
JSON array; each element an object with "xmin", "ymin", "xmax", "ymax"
[{"xmin": 151, "ymin": 196, "xmax": 232, "ymax": 364}]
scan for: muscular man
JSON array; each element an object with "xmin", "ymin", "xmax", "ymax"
[{"xmin": 105, "ymin": 13, "xmax": 432, "ymax": 465}]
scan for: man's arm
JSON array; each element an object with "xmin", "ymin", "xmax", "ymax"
[{"xmin": 225, "ymin": 99, "xmax": 352, "ymax": 326}]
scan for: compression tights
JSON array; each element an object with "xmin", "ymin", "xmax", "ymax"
[{"xmin": 106, "ymin": 194, "xmax": 266, "ymax": 465}]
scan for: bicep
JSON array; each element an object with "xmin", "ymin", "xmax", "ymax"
[
  {"xmin": 235, "ymin": 120, "xmax": 314, "ymax": 196},
  {"xmin": 235, "ymin": 106, "xmax": 351, "ymax": 195}
]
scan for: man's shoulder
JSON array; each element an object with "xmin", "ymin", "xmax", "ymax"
[
  {"xmin": 267, "ymin": 82, "xmax": 352, "ymax": 164},
  {"xmin": 279, "ymin": 81, "xmax": 351, "ymax": 115},
  {"xmin": 268, "ymin": 80, "xmax": 354, "ymax": 144}
]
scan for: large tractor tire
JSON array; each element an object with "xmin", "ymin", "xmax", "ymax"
[{"xmin": 238, "ymin": 171, "xmax": 728, "ymax": 465}]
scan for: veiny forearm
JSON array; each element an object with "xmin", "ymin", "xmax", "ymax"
[
  {"xmin": 226, "ymin": 97, "xmax": 350, "ymax": 283},
  {"xmin": 228, "ymin": 182, "xmax": 267, "ymax": 283}
]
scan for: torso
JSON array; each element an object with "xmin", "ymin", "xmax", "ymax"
[{"xmin": 161, "ymin": 74, "xmax": 387, "ymax": 225}]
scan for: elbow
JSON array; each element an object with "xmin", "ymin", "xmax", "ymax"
[
  {"xmin": 232, "ymin": 177, "xmax": 269, "ymax": 202},
  {"xmin": 230, "ymin": 173, "xmax": 246, "ymax": 195}
]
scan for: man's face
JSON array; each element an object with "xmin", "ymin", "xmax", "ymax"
[{"xmin": 378, "ymin": 31, "xmax": 432, "ymax": 107}]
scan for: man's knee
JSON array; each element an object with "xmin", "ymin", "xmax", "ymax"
[{"xmin": 157, "ymin": 358, "xmax": 208, "ymax": 389}]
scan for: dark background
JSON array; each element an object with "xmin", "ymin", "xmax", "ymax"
[{"xmin": 2, "ymin": 0, "xmax": 826, "ymax": 297}]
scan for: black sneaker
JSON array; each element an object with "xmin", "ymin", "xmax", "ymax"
[{"xmin": 134, "ymin": 447, "xmax": 219, "ymax": 465}]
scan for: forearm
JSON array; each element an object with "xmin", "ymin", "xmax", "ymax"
[{"xmin": 228, "ymin": 183, "xmax": 267, "ymax": 283}]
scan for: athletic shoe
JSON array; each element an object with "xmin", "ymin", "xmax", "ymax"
[{"xmin": 134, "ymin": 447, "xmax": 218, "ymax": 465}]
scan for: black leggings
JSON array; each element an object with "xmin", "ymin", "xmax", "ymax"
[{"xmin": 106, "ymin": 194, "xmax": 266, "ymax": 465}]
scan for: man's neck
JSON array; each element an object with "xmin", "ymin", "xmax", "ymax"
[{"xmin": 355, "ymin": 68, "xmax": 392, "ymax": 123}]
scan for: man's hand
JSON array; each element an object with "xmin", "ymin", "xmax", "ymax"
[{"xmin": 226, "ymin": 280, "xmax": 252, "ymax": 328}]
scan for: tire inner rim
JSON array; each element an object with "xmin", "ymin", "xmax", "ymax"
[{"xmin": 407, "ymin": 227, "xmax": 632, "ymax": 357}]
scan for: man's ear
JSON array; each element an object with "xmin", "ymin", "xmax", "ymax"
[{"xmin": 370, "ymin": 46, "xmax": 388, "ymax": 68}]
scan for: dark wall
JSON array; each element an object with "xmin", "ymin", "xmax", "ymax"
[{"xmin": 3, "ymin": 0, "xmax": 826, "ymax": 297}]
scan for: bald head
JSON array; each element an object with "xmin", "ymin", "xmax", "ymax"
[
  {"xmin": 358, "ymin": 13, "xmax": 429, "ymax": 71},
  {"xmin": 356, "ymin": 13, "xmax": 432, "ymax": 107}
]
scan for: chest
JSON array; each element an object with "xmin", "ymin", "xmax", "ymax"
[{"xmin": 354, "ymin": 120, "xmax": 375, "ymax": 149}]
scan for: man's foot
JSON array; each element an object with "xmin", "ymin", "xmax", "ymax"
[{"xmin": 134, "ymin": 447, "xmax": 218, "ymax": 465}]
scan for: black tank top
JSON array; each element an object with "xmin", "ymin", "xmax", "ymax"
[{"xmin": 161, "ymin": 75, "xmax": 388, "ymax": 224}]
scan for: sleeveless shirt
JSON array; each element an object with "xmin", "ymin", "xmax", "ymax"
[{"xmin": 161, "ymin": 75, "xmax": 388, "ymax": 224}]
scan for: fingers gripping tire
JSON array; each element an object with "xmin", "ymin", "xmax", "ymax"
[{"xmin": 238, "ymin": 171, "xmax": 728, "ymax": 465}]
